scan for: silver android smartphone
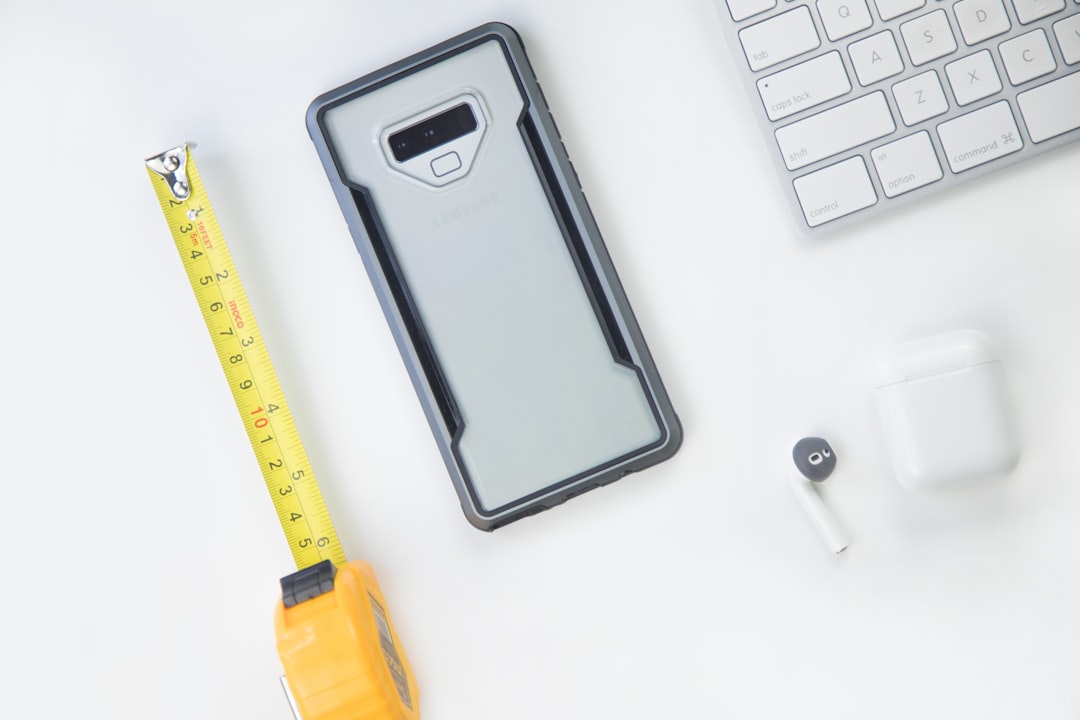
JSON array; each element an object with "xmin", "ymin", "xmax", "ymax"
[{"xmin": 307, "ymin": 23, "xmax": 681, "ymax": 530}]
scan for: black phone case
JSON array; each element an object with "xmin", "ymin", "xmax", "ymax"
[{"xmin": 307, "ymin": 23, "xmax": 682, "ymax": 530}]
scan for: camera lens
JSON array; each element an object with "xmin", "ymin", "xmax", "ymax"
[{"xmin": 389, "ymin": 102, "xmax": 478, "ymax": 162}]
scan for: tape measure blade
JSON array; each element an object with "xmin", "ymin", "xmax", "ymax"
[{"xmin": 146, "ymin": 147, "xmax": 345, "ymax": 570}]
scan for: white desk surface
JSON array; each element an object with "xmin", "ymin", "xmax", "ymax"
[{"xmin": 3, "ymin": 1, "xmax": 1079, "ymax": 718}]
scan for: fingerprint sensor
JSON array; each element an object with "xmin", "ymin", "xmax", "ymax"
[{"xmin": 431, "ymin": 151, "xmax": 462, "ymax": 177}]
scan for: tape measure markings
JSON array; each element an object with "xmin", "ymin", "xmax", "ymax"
[
  {"xmin": 146, "ymin": 146, "xmax": 345, "ymax": 570},
  {"xmin": 148, "ymin": 145, "xmax": 419, "ymax": 720}
]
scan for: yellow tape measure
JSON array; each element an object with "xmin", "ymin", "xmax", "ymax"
[
  {"xmin": 146, "ymin": 145, "xmax": 418, "ymax": 720},
  {"xmin": 145, "ymin": 145, "xmax": 343, "ymax": 570}
]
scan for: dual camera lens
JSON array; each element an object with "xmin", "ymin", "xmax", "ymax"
[{"xmin": 389, "ymin": 103, "xmax": 478, "ymax": 162}]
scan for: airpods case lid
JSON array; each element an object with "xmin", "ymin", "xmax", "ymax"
[{"xmin": 874, "ymin": 330, "xmax": 1019, "ymax": 492}]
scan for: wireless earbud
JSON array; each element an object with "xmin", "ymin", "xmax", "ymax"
[{"xmin": 791, "ymin": 437, "xmax": 849, "ymax": 554}]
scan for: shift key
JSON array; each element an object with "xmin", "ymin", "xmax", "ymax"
[{"xmin": 775, "ymin": 91, "xmax": 896, "ymax": 170}]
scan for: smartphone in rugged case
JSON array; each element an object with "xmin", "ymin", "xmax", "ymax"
[{"xmin": 307, "ymin": 22, "xmax": 682, "ymax": 530}]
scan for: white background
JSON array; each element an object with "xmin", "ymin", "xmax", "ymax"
[{"xmin": 2, "ymin": 1, "xmax": 1079, "ymax": 718}]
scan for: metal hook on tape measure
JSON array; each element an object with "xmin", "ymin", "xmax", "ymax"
[{"xmin": 145, "ymin": 143, "xmax": 197, "ymax": 200}]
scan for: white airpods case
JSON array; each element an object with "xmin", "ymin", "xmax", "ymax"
[{"xmin": 874, "ymin": 330, "xmax": 1019, "ymax": 492}]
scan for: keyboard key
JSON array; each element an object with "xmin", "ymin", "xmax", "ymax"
[
  {"xmin": 871, "ymin": 131, "xmax": 944, "ymax": 196},
  {"xmin": 1000, "ymin": 29, "xmax": 1058, "ymax": 84},
  {"xmin": 1011, "ymin": 0, "xmax": 1065, "ymax": 24},
  {"xmin": 775, "ymin": 91, "xmax": 896, "ymax": 170},
  {"xmin": 818, "ymin": 0, "xmax": 874, "ymax": 40},
  {"xmin": 954, "ymin": 0, "xmax": 1012, "ymax": 44},
  {"xmin": 713, "ymin": 0, "xmax": 1080, "ymax": 232},
  {"xmin": 850, "ymin": 31, "xmax": 906, "ymax": 85},
  {"xmin": 757, "ymin": 52, "xmax": 852, "ymax": 121},
  {"xmin": 874, "ymin": 0, "xmax": 926, "ymax": 20},
  {"xmin": 739, "ymin": 7, "xmax": 821, "ymax": 71},
  {"xmin": 725, "ymin": 0, "xmax": 777, "ymax": 22},
  {"xmin": 937, "ymin": 101, "xmax": 1023, "ymax": 172},
  {"xmin": 1055, "ymin": 15, "xmax": 1080, "ymax": 64},
  {"xmin": 793, "ymin": 157, "xmax": 878, "ymax": 227},
  {"xmin": 1016, "ymin": 70, "xmax": 1080, "ymax": 141},
  {"xmin": 946, "ymin": 50, "xmax": 1003, "ymax": 104},
  {"xmin": 901, "ymin": 10, "xmax": 959, "ymax": 65},
  {"xmin": 893, "ymin": 70, "xmax": 950, "ymax": 125}
]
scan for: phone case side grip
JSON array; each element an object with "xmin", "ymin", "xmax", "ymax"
[
  {"xmin": 501, "ymin": 25, "xmax": 683, "ymax": 463},
  {"xmin": 306, "ymin": 22, "xmax": 682, "ymax": 530}
]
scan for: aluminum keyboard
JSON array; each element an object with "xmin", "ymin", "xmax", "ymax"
[{"xmin": 714, "ymin": 0, "xmax": 1080, "ymax": 231}]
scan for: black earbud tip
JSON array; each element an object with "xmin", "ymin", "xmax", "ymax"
[{"xmin": 793, "ymin": 436, "xmax": 837, "ymax": 482}]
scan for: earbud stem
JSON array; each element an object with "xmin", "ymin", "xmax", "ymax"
[{"xmin": 789, "ymin": 476, "xmax": 849, "ymax": 553}]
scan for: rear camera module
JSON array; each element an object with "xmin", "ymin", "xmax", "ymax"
[{"xmin": 389, "ymin": 103, "xmax": 478, "ymax": 162}]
